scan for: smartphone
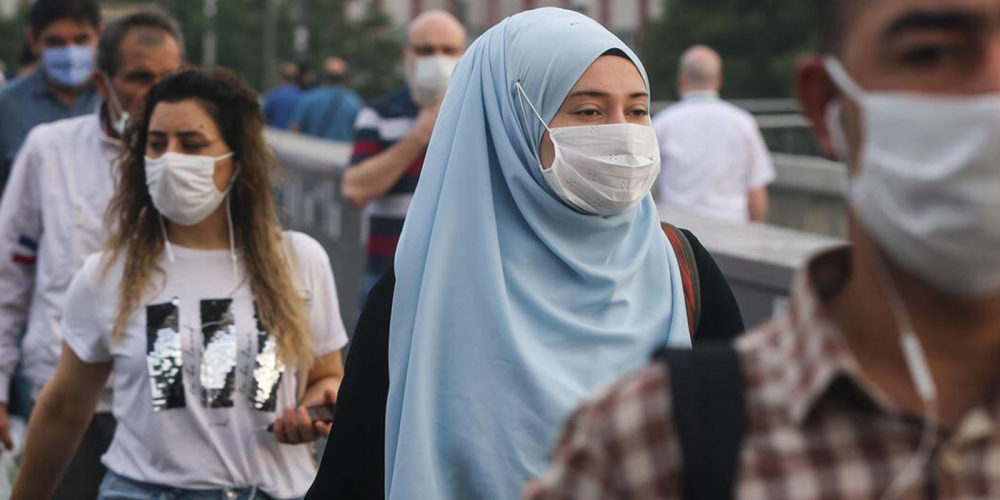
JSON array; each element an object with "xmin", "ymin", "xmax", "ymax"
[{"xmin": 266, "ymin": 403, "xmax": 336, "ymax": 432}]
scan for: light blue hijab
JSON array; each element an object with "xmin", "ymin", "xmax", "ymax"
[{"xmin": 386, "ymin": 8, "xmax": 691, "ymax": 500}]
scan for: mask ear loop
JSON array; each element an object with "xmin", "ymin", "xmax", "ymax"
[
  {"xmin": 824, "ymin": 101, "xmax": 849, "ymax": 162},
  {"xmin": 515, "ymin": 82, "xmax": 552, "ymax": 167},
  {"xmin": 823, "ymin": 57, "xmax": 865, "ymax": 102},
  {"xmin": 102, "ymin": 72, "xmax": 127, "ymax": 121}
]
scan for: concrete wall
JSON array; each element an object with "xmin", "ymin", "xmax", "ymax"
[
  {"xmin": 768, "ymin": 153, "xmax": 848, "ymax": 238},
  {"xmin": 659, "ymin": 209, "xmax": 844, "ymax": 327}
]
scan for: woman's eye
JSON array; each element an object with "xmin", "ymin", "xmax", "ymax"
[
  {"xmin": 182, "ymin": 143, "xmax": 208, "ymax": 152},
  {"xmin": 629, "ymin": 109, "xmax": 649, "ymax": 117},
  {"xmin": 147, "ymin": 141, "xmax": 165, "ymax": 152},
  {"xmin": 576, "ymin": 109, "xmax": 601, "ymax": 117}
]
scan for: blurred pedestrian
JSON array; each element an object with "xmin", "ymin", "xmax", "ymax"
[
  {"xmin": 341, "ymin": 10, "xmax": 466, "ymax": 301},
  {"xmin": 306, "ymin": 8, "xmax": 743, "ymax": 500},
  {"xmin": 11, "ymin": 68, "xmax": 348, "ymax": 500},
  {"xmin": 0, "ymin": 10, "xmax": 184, "ymax": 500},
  {"xmin": 527, "ymin": 0, "xmax": 1000, "ymax": 499},
  {"xmin": 263, "ymin": 62, "xmax": 304, "ymax": 130},
  {"xmin": 652, "ymin": 45, "xmax": 775, "ymax": 223},
  {"xmin": 289, "ymin": 57, "xmax": 363, "ymax": 142},
  {"xmin": 0, "ymin": 0, "xmax": 102, "ymax": 195}
]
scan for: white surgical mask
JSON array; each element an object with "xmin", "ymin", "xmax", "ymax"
[
  {"xmin": 407, "ymin": 55, "xmax": 458, "ymax": 107},
  {"xmin": 825, "ymin": 57, "xmax": 1000, "ymax": 297},
  {"xmin": 516, "ymin": 82, "xmax": 661, "ymax": 216},
  {"xmin": 145, "ymin": 152, "xmax": 236, "ymax": 226}
]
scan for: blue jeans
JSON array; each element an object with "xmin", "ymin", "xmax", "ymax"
[{"xmin": 97, "ymin": 471, "xmax": 302, "ymax": 500}]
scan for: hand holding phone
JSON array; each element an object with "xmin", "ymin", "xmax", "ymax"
[{"xmin": 267, "ymin": 403, "xmax": 336, "ymax": 433}]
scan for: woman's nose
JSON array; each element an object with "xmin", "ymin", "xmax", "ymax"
[{"xmin": 605, "ymin": 106, "xmax": 628, "ymax": 124}]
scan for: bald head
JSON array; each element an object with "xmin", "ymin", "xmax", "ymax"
[
  {"xmin": 407, "ymin": 10, "xmax": 467, "ymax": 64},
  {"xmin": 678, "ymin": 45, "xmax": 723, "ymax": 94},
  {"xmin": 325, "ymin": 57, "xmax": 347, "ymax": 76},
  {"xmin": 410, "ymin": 10, "xmax": 466, "ymax": 43},
  {"xmin": 320, "ymin": 56, "xmax": 347, "ymax": 85}
]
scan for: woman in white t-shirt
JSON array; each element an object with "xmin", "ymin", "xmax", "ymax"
[{"xmin": 12, "ymin": 69, "xmax": 349, "ymax": 500}]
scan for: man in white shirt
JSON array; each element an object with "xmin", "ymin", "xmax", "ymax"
[
  {"xmin": 652, "ymin": 45, "xmax": 775, "ymax": 223},
  {"xmin": 0, "ymin": 9, "xmax": 183, "ymax": 500}
]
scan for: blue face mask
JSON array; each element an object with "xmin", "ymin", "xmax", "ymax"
[{"xmin": 42, "ymin": 45, "xmax": 95, "ymax": 88}]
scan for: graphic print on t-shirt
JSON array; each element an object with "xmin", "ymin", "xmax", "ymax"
[
  {"xmin": 145, "ymin": 298, "xmax": 288, "ymax": 412},
  {"xmin": 146, "ymin": 299, "xmax": 186, "ymax": 411},
  {"xmin": 251, "ymin": 312, "xmax": 286, "ymax": 412},
  {"xmin": 200, "ymin": 299, "xmax": 238, "ymax": 408}
]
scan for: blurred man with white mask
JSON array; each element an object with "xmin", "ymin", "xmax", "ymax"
[
  {"xmin": 342, "ymin": 10, "xmax": 466, "ymax": 301},
  {"xmin": 0, "ymin": 9, "xmax": 183, "ymax": 500},
  {"xmin": 528, "ymin": 0, "xmax": 1000, "ymax": 498}
]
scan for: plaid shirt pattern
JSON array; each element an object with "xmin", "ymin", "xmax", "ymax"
[{"xmin": 525, "ymin": 248, "xmax": 1000, "ymax": 500}]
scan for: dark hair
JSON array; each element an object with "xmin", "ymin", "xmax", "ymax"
[
  {"xmin": 98, "ymin": 8, "xmax": 185, "ymax": 77},
  {"xmin": 107, "ymin": 68, "xmax": 315, "ymax": 368},
  {"xmin": 28, "ymin": 0, "xmax": 100, "ymax": 36}
]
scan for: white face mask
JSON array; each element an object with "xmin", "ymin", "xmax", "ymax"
[
  {"xmin": 145, "ymin": 152, "xmax": 236, "ymax": 226},
  {"xmin": 407, "ymin": 55, "xmax": 459, "ymax": 107},
  {"xmin": 825, "ymin": 57, "xmax": 1000, "ymax": 297},
  {"xmin": 516, "ymin": 83, "xmax": 661, "ymax": 216}
]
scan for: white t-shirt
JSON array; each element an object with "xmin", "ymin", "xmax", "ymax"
[
  {"xmin": 62, "ymin": 231, "xmax": 348, "ymax": 499},
  {"xmin": 652, "ymin": 92, "xmax": 776, "ymax": 223}
]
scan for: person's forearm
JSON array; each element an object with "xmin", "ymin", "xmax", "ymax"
[
  {"xmin": 748, "ymin": 188, "xmax": 769, "ymax": 223},
  {"xmin": 300, "ymin": 375, "xmax": 341, "ymax": 406},
  {"xmin": 342, "ymin": 135, "xmax": 426, "ymax": 207},
  {"xmin": 11, "ymin": 391, "xmax": 94, "ymax": 500}
]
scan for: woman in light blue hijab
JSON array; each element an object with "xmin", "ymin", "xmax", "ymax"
[
  {"xmin": 305, "ymin": 7, "xmax": 745, "ymax": 500},
  {"xmin": 386, "ymin": 8, "xmax": 692, "ymax": 500}
]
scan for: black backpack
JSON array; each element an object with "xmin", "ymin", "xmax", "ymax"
[{"xmin": 659, "ymin": 346, "xmax": 747, "ymax": 500}]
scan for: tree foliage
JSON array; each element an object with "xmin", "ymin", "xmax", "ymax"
[
  {"xmin": 0, "ymin": 4, "xmax": 29, "ymax": 76},
  {"xmin": 153, "ymin": 0, "xmax": 403, "ymax": 100},
  {"xmin": 0, "ymin": 0, "xmax": 403, "ymax": 101},
  {"xmin": 640, "ymin": 0, "xmax": 816, "ymax": 100}
]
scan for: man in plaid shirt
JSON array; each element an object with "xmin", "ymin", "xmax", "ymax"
[{"xmin": 526, "ymin": 0, "xmax": 1000, "ymax": 499}]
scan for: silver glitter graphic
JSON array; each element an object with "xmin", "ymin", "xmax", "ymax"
[
  {"xmin": 146, "ymin": 299, "xmax": 186, "ymax": 411},
  {"xmin": 251, "ymin": 311, "xmax": 285, "ymax": 411},
  {"xmin": 200, "ymin": 299, "xmax": 237, "ymax": 408}
]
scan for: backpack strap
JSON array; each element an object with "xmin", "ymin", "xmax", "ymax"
[
  {"xmin": 661, "ymin": 347, "xmax": 747, "ymax": 500},
  {"xmin": 661, "ymin": 222, "xmax": 702, "ymax": 336}
]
